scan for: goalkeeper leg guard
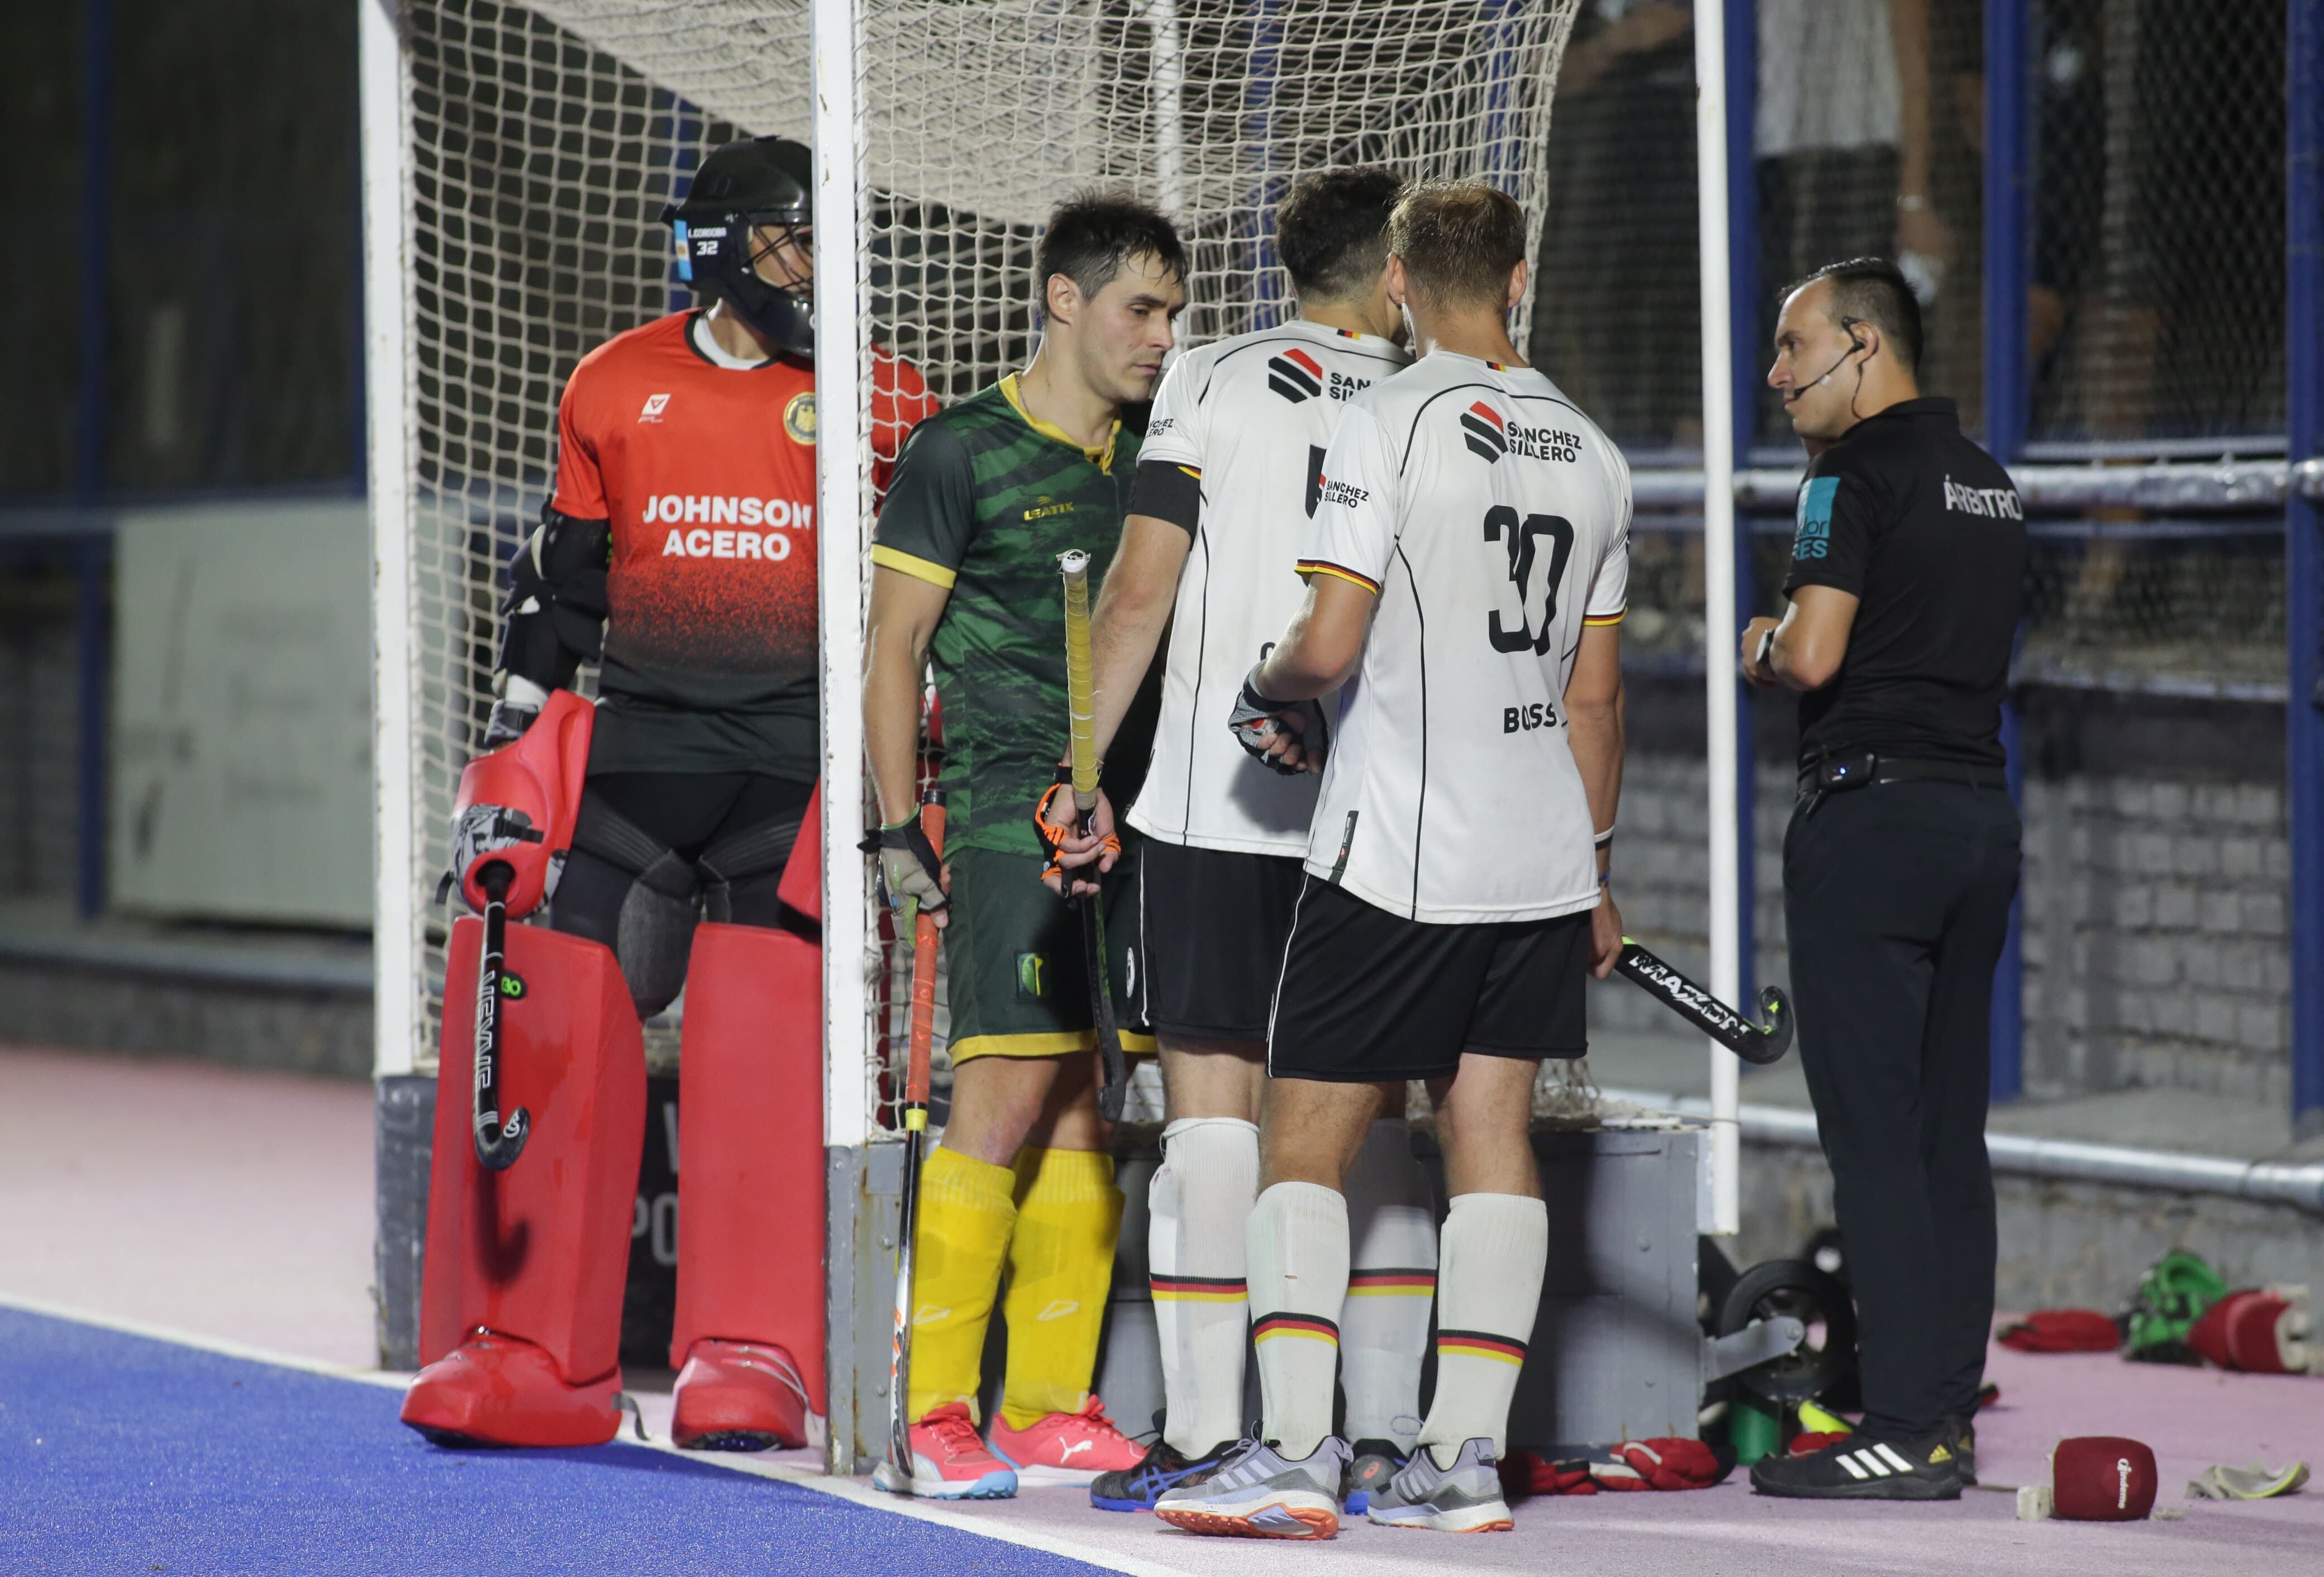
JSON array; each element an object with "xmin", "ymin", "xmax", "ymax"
[
  {"xmin": 1247, "ymin": 1181, "xmax": 1349, "ymax": 1462},
  {"xmin": 668, "ymin": 922, "xmax": 823, "ymax": 1451},
  {"xmin": 904, "ymin": 1145, "xmax": 1018, "ymax": 1423},
  {"xmin": 1415, "ymin": 1192, "xmax": 1546, "ymax": 1466},
  {"xmin": 403, "ymin": 923, "xmax": 645, "ymax": 1448},
  {"xmin": 1150, "ymin": 1117, "xmax": 1258, "ymax": 1458},
  {"xmin": 1340, "ymin": 1118, "xmax": 1436, "ymax": 1457},
  {"xmin": 994, "ymin": 1149, "xmax": 1126, "ymax": 1439}
]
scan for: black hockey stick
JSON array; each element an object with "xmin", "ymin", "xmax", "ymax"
[
  {"xmin": 470, "ymin": 861, "xmax": 531, "ymax": 1170},
  {"xmin": 1615, "ymin": 937, "xmax": 1793, "ymax": 1065},
  {"xmin": 1059, "ymin": 551, "xmax": 1130, "ymax": 1123}
]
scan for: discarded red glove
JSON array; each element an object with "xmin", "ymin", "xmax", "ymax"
[
  {"xmin": 1588, "ymin": 1438, "xmax": 1735, "ymax": 1492},
  {"xmin": 1997, "ymin": 1309, "xmax": 2121, "ymax": 1353},
  {"xmin": 1501, "ymin": 1451, "xmax": 1596, "ymax": 1495},
  {"xmin": 1788, "ymin": 1430, "xmax": 1853, "ymax": 1456}
]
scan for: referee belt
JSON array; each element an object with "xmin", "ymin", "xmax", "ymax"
[{"xmin": 1797, "ymin": 754, "xmax": 2008, "ymax": 797}]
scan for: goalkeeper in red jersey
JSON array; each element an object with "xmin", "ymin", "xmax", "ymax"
[{"xmin": 401, "ymin": 136, "xmax": 937, "ymax": 1455}]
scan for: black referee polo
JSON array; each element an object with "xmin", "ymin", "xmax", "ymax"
[
  {"xmin": 1775, "ymin": 395, "xmax": 2027, "ymax": 1446},
  {"xmin": 1783, "ymin": 397, "xmax": 2027, "ymax": 769}
]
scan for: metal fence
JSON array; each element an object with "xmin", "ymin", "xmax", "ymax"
[{"xmin": 1595, "ymin": 0, "xmax": 2321, "ymax": 1133}]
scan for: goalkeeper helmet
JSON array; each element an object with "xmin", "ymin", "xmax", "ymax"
[{"xmin": 662, "ymin": 136, "xmax": 815, "ymax": 358}]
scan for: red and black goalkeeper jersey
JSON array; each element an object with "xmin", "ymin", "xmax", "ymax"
[{"xmin": 550, "ymin": 311, "xmax": 937, "ymax": 778}]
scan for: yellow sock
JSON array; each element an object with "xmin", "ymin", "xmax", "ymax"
[
  {"xmin": 997, "ymin": 1146, "xmax": 1123, "ymax": 1431},
  {"xmin": 906, "ymin": 1145, "xmax": 1018, "ymax": 1423}
]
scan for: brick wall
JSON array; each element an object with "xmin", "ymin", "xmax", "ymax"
[{"xmin": 1602, "ymin": 678, "xmax": 2290, "ymax": 1102}]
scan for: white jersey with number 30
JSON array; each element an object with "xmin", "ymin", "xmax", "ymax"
[
  {"xmin": 1130, "ymin": 318, "xmax": 1411, "ymax": 854},
  {"xmin": 1299, "ymin": 352, "xmax": 1631, "ymax": 923}
]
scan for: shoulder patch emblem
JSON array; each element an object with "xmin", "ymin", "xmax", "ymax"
[
  {"xmin": 784, "ymin": 390, "xmax": 817, "ymax": 446},
  {"xmin": 1461, "ymin": 401, "xmax": 1509, "ymax": 462},
  {"xmin": 1794, "ymin": 475, "xmax": 1839, "ymax": 560},
  {"xmin": 1268, "ymin": 347, "xmax": 1325, "ymax": 403}
]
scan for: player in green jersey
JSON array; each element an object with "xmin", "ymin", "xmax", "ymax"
[{"xmin": 864, "ymin": 193, "xmax": 1188, "ymax": 1498}]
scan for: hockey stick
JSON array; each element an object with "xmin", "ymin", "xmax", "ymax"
[
  {"xmin": 1058, "ymin": 550, "xmax": 1130, "ymax": 1123},
  {"xmin": 886, "ymin": 790, "xmax": 946, "ymax": 1480},
  {"xmin": 470, "ymin": 861, "xmax": 531, "ymax": 1170},
  {"xmin": 1615, "ymin": 937, "xmax": 1794, "ymax": 1065}
]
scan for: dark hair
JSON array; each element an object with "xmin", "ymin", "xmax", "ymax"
[
  {"xmin": 1039, "ymin": 190, "xmax": 1187, "ymax": 306},
  {"xmin": 1785, "ymin": 258, "xmax": 1923, "ymax": 371},
  {"xmin": 1277, "ymin": 166, "xmax": 1405, "ymax": 298},
  {"xmin": 1387, "ymin": 179, "xmax": 1528, "ymax": 308}
]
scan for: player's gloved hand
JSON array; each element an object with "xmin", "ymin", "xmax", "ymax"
[
  {"xmin": 868, "ymin": 816, "xmax": 949, "ymax": 925},
  {"xmin": 1035, "ymin": 771, "xmax": 1119, "ymax": 899},
  {"xmin": 480, "ymin": 675, "xmax": 553, "ymax": 752},
  {"xmin": 480, "ymin": 699, "xmax": 539, "ymax": 751},
  {"xmin": 1226, "ymin": 662, "xmax": 1329, "ymax": 775}
]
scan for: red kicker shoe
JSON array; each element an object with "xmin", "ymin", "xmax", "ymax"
[
  {"xmin": 400, "ymin": 1330, "xmax": 622, "ymax": 1448},
  {"xmin": 671, "ymin": 1339, "xmax": 812, "ymax": 1450},
  {"xmin": 986, "ymin": 1396, "xmax": 1144, "ymax": 1487}
]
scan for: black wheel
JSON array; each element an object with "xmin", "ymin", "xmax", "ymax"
[{"xmin": 1717, "ymin": 1257, "xmax": 1858, "ymax": 1406}]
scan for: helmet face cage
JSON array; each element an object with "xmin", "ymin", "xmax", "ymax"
[{"xmin": 672, "ymin": 203, "xmax": 816, "ymax": 358}]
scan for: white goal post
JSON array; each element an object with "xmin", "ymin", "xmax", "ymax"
[{"xmin": 363, "ymin": 0, "xmax": 1792, "ymax": 1455}]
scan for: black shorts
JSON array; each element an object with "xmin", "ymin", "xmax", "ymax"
[
  {"xmin": 547, "ymin": 770, "xmax": 815, "ymax": 1017},
  {"xmin": 1267, "ymin": 876, "xmax": 1590, "ymax": 1083},
  {"xmin": 1135, "ymin": 838, "xmax": 1306, "ymax": 1040}
]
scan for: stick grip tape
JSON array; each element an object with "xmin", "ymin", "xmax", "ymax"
[
  {"xmin": 904, "ymin": 797, "xmax": 946, "ymax": 1112},
  {"xmin": 1058, "ymin": 551, "xmax": 1099, "ymax": 814}
]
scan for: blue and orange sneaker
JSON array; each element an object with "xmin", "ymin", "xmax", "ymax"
[{"xmin": 1089, "ymin": 1435, "xmax": 1236, "ymax": 1511}]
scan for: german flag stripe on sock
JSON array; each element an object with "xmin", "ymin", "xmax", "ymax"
[
  {"xmin": 1437, "ymin": 1328, "xmax": 1527, "ymax": 1365},
  {"xmin": 1150, "ymin": 1274, "xmax": 1248, "ymax": 1302},
  {"xmin": 1345, "ymin": 1269, "xmax": 1437, "ymax": 1297},
  {"xmin": 1253, "ymin": 1313, "xmax": 1340, "ymax": 1346}
]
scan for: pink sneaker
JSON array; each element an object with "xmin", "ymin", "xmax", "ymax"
[
  {"xmin": 871, "ymin": 1402, "xmax": 1018, "ymax": 1499},
  {"xmin": 987, "ymin": 1397, "xmax": 1144, "ymax": 1487}
]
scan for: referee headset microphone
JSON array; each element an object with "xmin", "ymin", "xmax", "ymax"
[{"xmin": 1787, "ymin": 314, "xmax": 1871, "ymax": 412}]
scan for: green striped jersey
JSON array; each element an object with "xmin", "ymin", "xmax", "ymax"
[{"xmin": 872, "ymin": 376, "xmax": 1144, "ymax": 855}]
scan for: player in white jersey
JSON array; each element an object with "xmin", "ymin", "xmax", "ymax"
[
  {"xmin": 1041, "ymin": 169, "xmax": 1441, "ymax": 1514},
  {"xmin": 1156, "ymin": 180, "xmax": 1630, "ymax": 1540}
]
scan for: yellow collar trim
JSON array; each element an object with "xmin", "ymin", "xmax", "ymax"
[{"xmin": 1001, "ymin": 373, "xmax": 1118, "ymax": 473}]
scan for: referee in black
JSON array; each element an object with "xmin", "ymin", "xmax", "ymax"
[{"xmin": 1740, "ymin": 259, "xmax": 2026, "ymax": 1501}]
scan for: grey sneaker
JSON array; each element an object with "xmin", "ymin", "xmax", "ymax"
[
  {"xmin": 1154, "ymin": 1436, "xmax": 1351, "ymax": 1539},
  {"xmin": 1365, "ymin": 1437, "xmax": 1515, "ymax": 1533}
]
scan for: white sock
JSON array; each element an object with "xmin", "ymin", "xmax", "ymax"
[
  {"xmin": 1416, "ymin": 1192, "xmax": 1547, "ymax": 1466},
  {"xmin": 1246, "ymin": 1180, "xmax": 1348, "ymax": 1461},
  {"xmin": 1340, "ymin": 1119, "xmax": 1436, "ymax": 1452},
  {"xmin": 1150, "ymin": 1117, "xmax": 1259, "ymax": 1456}
]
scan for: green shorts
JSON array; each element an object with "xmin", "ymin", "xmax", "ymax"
[{"xmin": 942, "ymin": 841, "xmax": 1155, "ymax": 1064}]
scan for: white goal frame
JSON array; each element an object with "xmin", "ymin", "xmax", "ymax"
[{"xmin": 357, "ymin": 0, "xmax": 1740, "ymax": 1455}]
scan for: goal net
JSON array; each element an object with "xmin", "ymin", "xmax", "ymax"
[{"xmin": 372, "ymin": 0, "xmax": 1582, "ymax": 1123}]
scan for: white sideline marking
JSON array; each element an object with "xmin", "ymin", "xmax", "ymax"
[
  {"xmin": 0, "ymin": 1294, "xmax": 409, "ymax": 1390},
  {"xmin": 670, "ymin": 1448, "xmax": 1201, "ymax": 1577},
  {"xmin": 0, "ymin": 1295, "xmax": 1193, "ymax": 1577}
]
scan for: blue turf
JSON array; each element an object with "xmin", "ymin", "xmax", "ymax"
[{"xmin": 0, "ymin": 1309, "xmax": 1112, "ymax": 1576}]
